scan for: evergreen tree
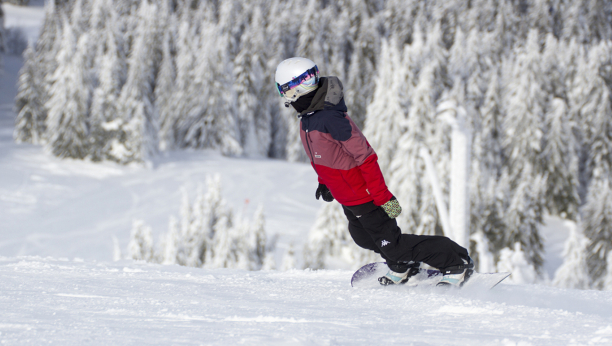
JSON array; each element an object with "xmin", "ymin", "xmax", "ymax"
[
  {"xmin": 553, "ymin": 222, "xmax": 590, "ymax": 289},
  {"xmin": 114, "ymin": 0, "xmax": 158, "ymax": 163},
  {"xmin": 196, "ymin": 25, "xmax": 241, "ymax": 155},
  {"xmin": 388, "ymin": 61, "xmax": 440, "ymax": 237},
  {"xmin": 584, "ymin": 177, "xmax": 612, "ymax": 289},
  {"xmin": 363, "ymin": 38, "xmax": 406, "ymax": 173},
  {"xmin": 502, "ymin": 170, "xmax": 546, "ymax": 272},
  {"xmin": 15, "ymin": 0, "xmax": 63, "ymax": 145},
  {"xmin": 280, "ymin": 244, "xmax": 297, "ymax": 271},
  {"xmin": 128, "ymin": 219, "xmax": 154, "ymax": 262},
  {"xmin": 156, "ymin": 30, "xmax": 176, "ymax": 151},
  {"xmin": 502, "ymin": 29, "xmax": 546, "ymax": 178},
  {"xmin": 89, "ymin": 7, "xmax": 126, "ymax": 161},
  {"xmin": 345, "ymin": 9, "xmax": 381, "ymax": 129},
  {"xmin": 247, "ymin": 205, "xmax": 267, "ymax": 270},
  {"xmin": 170, "ymin": 19, "xmax": 197, "ymax": 149},
  {"xmin": 265, "ymin": 1, "xmax": 295, "ymax": 159},
  {"xmin": 542, "ymin": 98, "xmax": 580, "ymax": 218},
  {"xmin": 233, "ymin": 6, "xmax": 270, "ymax": 157},
  {"xmin": 14, "ymin": 44, "xmax": 45, "ymax": 144},
  {"xmin": 45, "ymin": 22, "xmax": 91, "ymax": 159},
  {"xmin": 296, "ymin": 0, "xmax": 326, "ymax": 73},
  {"xmin": 496, "ymin": 242, "xmax": 538, "ymax": 284}
]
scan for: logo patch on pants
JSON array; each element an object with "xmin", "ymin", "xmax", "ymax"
[{"xmin": 381, "ymin": 240, "xmax": 390, "ymax": 247}]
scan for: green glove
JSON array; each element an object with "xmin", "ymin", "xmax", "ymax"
[{"xmin": 381, "ymin": 197, "xmax": 402, "ymax": 218}]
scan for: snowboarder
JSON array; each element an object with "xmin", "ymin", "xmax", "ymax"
[{"xmin": 274, "ymin": 57, "xmax": 474, "ymax": 287}]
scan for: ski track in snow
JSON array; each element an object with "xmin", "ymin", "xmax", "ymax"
[{"xmin": 1, "ymin": 257, "xmax": 612, "ymax": 346}]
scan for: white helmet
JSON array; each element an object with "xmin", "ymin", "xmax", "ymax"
[{"xmin": 275, "ymin": 57, "xmax": 320, "ymax": 106}]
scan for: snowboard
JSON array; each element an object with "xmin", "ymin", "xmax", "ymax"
[{"xmin": 351, "ymin": 262, "xmax": 511, "ymax": 290}]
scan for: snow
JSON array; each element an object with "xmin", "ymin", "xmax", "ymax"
[
  {"xmin": 1, "ymin": 1, "xmax": 45, "ymax": 44},
  {"xmin": 2, "ymin": 256, "xmax": 612, "ymax": 345},
  {"xmin": 2, "ymin": 3, "xmax": 612, "ymax": 345}
]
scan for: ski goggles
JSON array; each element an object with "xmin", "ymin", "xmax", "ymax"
[{"xmin": 276, "ymin": 65, "xmax": 319, "ymax": 97}]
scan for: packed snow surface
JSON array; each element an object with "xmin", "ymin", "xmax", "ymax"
[{"xmin": 2, "ymin": 256, "xmax": 612, "ymax": 346}]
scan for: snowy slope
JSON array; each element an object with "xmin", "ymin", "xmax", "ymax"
[{"xmin": 2, "ymin": 256, "xmax": 612, "ymax": 346}]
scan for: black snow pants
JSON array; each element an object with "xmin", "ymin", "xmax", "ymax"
[{"xmin": 342, "ymin": 204, "xmax": 469, "ymax": 271}]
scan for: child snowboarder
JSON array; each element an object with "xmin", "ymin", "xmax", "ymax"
[{"xmin": 275, "ymin": 57, "xmax": 474, "ymax": 287}]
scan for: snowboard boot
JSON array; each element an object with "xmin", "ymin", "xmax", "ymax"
[
  {"xmin": 436, "ymin": 257, "xmax": 474, "ymax": 288},
  {"xmin": 378, "ymin": 262, "xmax": 420, "ymax": 286}
]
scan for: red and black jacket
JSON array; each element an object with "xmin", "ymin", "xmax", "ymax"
[{"xmin": 297, "ymin": 77, "xmax": 393, "ymax": 207}]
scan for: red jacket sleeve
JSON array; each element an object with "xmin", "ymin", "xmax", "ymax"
[{"xmin": 357, "ymin": 154, "xmax": 394, "ymax": 206}]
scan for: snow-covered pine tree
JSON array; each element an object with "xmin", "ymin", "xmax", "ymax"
[
  {"xmin": 296, "ymin": 0, "xmax": 326, "ymax": 75},
  {"xmin": 14, "ymin": 44, "xmax": 46, "ymax": 144},
  {"xmin": 501, "ymin": 29, "xmax": 547, "ymax": 179},
  {"xmin": 539, "ymin": 33, "xmax": 580, "ymax": 218},
  {"xmin": 169, "ymin": 17, "xmax": 197, "ymax": 149},
  {"xmin": 156, "ymin": 30, "xmax": 176, "ymax": 151},
  {"xmin": 582, "ymin": 46, "xmax": 612, "ymax": 288},
  {"xmin": 114, "ymin": 0, "xmax": 159, "ymax": 163},
  {"xmin": 501, "ymin": 170, "xmax": 546, "ymax": 273},
  {"xmin": 233, "ymin": 6, "xmax": 271, "ymax": 157},
  {"xmin": 321, "ymin": 2, "xmax": 350, "ymax": 81},
  {"xmin": 280, "ymin": 244, "xmax": 296, "ymax": 271},
  {"xmin": 24, "ymin": 0, "xmax": 63, "ymax": 137},
  {"xmin": 344, "ymin": 2, "xmax": 382, "ymax": 129},
  {"xmin": 470, "ymin": 70, "xmax": 506, "ymax": 262},
  {"xmin": 128, "ymin": 219, "xmax": 154, "ymax": 262},
  {"xmin": 496, "ymin": 242, "xmax": 538, "ymax": 284},
  {"xmin": 542, "ymin": 97, "xmax": 580, "ymax": 218},
  {"xmin": 263, "ymin": 1, "xmax": 292, "ymax": 159},
  {"xmin": 363, "ymin": 38, "xmax": 406, "ymax": 173},
  {"xmin": 181, "ymin": 184, "xmax": 211, "ymax": 268},
  {"xmin": 583, "ymin": 177, "xmax": 612, "ymax": 290},
  {"xmin": 206, "ymin": 213, "xmax": 237, "ymax": 269},
  {"xmin": 383, "ymin": 0, "xmax": 419, "ymax": 45},
  {"xmin": 247, "ymin": 205, "xmax": 267, "ymax": 270},
  {"xmin": 44, "ymin": 22, "xmax": 91, "ymax": 159},
  {"xmin": 583, "ymin": 42, "xmax": 612, "ymax": 183},
  {"xmin": 180, "ymin": 12, "xmax": 241, "ymax": 155},
  {"xmin": 553, "ymin": 221, "xmax": 589, "ymax": 289},
  {"xmin": 89, "ymin": 4, "xmax": 126, "ymax": 161},
  {"xmin": 216, "ymin": 0, "xmax": 242, "ymax": 61},
  {"xmin": 388, "ymin": 61, "xmax": 439, "ymax": 237},
  {"xmin": 499, "ymin": 29, "xmax": 547, "ymax": 272}
]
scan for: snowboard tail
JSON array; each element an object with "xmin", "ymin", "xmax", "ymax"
[{"xmin": 351, "ymin": 262, "xmax": 510, "ymax": 290}]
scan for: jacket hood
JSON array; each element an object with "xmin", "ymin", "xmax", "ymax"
[{"xmin": 299, "ymin": 76, "xmax": 347, "ymax": 117}]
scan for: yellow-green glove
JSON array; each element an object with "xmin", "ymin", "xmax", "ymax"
[{"xmin": 381, "ymin": 197, "xmax": 402, "ymax": 218}]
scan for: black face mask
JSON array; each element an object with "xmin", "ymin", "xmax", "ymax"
[{"xmin": 290, "ymin": 91, "xmax": 316, "ymax": 114}]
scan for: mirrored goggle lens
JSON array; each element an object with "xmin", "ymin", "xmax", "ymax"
[{"xmin": 276, "ymin": 65, "xmax": 318, "ymax": 97}]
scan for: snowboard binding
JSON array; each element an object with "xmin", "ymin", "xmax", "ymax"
[{"xmin": 378, "ymin": 262, "xmax": 421, "ymax": 286}]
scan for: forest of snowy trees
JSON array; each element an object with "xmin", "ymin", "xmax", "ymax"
[{"xmin": 11, "ymin": 0, "xmax": 612, "ymax": 289}]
